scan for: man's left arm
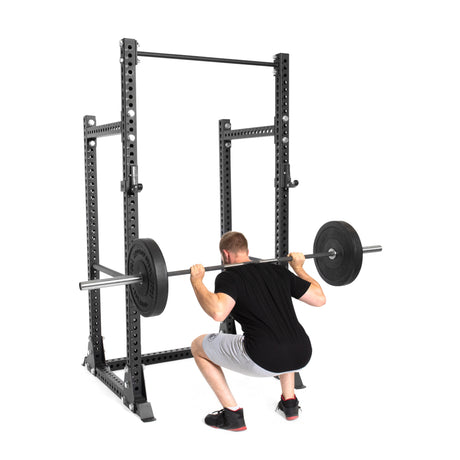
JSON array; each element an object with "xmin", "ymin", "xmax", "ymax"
[{"xmin": 190, "ymin": 264, "xmax": 236, "ymax": 322}]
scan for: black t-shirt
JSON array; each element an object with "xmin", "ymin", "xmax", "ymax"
[{"xmin": 214, "ymin": 263, "xmax": 312, "ymax": 373}]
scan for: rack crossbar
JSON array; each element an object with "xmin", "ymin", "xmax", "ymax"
[
  {"xmin": 223, "ymin": 125, "xmax": 275, "ymax": 140},
  {"xmin": 95, "ymin": 366, "xmax": 125, "ymax": 398},
  {"xmin": 106, "ymin": 348, "xmax": 193, "ymax": 371},
  {"xmin": 86, "ymin": 121, "xmax": 121, "ymax": 139},
  {"xmin": 137, "ymin": 51, "xmax": 274, "ymax": 67}
]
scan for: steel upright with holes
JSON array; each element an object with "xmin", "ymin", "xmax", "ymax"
[
  {"xmin": 83, "ymin": 115, "xmax": 106, "ymax": 371},
  {"xmin": 83, "ymin": 120, "xmax": 129, "ymax": 405},
  {"xmin": 118, "ymin": 38, "xmax": 154, "ymax": 421},
  {"xmin": 273, "ymin": 54, "xmax": 304, "ymax": 389},
  {"xmin": 274, "ymin": 54, "xmax": 290, "ymax": 260},
  {"xmin": 218, "ymin": 119, "xmax": 237, "ymax": 334}
]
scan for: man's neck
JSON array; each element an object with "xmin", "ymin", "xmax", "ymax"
[{"xmin": 225, "ymin": 252, "xmax": 250, "ymax": 265}]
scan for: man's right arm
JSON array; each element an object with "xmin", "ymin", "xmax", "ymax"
[{"xmin": 289, "ymin": 252, "xmax": 326, "ymax": 307}]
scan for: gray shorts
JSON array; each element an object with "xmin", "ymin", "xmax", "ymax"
[{"xmin": 202, "ymin": 333, "xmax": 299, "ymax": 378}]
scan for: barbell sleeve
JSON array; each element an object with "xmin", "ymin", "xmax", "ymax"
[
  {"xmin": 362, "ymin": 245, "xmax": 382, "ymax": 254},
  {"xmin": 79, "ymin": 274, "xmax": 143, "ymax": 291}
]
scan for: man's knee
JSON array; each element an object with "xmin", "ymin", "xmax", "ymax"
[{"xmin": 191, "ymin": 334, "xmax": 207, "ymax": 358}]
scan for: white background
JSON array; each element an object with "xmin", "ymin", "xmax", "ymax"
[{"xmin": 2, "ymin": 1, "xmax": 459, "ymax": 458}]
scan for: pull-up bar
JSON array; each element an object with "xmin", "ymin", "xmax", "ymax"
[{"xmin": 137, "ymin": 50, "xmax": 275, "ymax": 67}]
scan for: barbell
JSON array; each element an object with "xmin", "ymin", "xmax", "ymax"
[{"xmin": 79, "ymin": 221, "xmax": 382, "ymax": 317}]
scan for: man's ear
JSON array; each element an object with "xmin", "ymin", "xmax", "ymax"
[{"xmin": 221, "ymin": 249, "xmax": 230, "ymax": 264}]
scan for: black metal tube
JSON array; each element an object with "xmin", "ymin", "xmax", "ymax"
[
  {"xmin": 85, "ymin": 121, "xmax": 121, "ymax": 139},
  {"xmin": 137, "ymin": 51, "xmax": 274, "ymax": 67},
  {"xmin": 223, "ymin": 125, "xmax": 275, "ymax": 140},
  {"xmin": 106, "ymin": 347, "xmax": 193, "ymax": 371}
]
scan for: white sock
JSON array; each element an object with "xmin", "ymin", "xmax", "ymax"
[{"xmin": 226, "ymin": 405, "xmax": 240, "ymax": 411}]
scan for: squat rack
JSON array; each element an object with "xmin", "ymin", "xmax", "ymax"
[{"xmin": 83, "ymin": 38, "xmax": 300, "ymax": 422}]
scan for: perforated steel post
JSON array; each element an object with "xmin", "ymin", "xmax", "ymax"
[
  {"xmin": 273, "ymin": 54, "xmax": 299, "ymax": 256},
  {"xmin": 83, "ymin": 115, "xmax": 106, "ymax": 371},
  {"xmin": 274, "ymin": 54, "xmax": 304, "ymax": 389},
  {"xmin": 218, "ymin": 119, "xmax": 237, "ymax": 334},
  {"xmin": 219, "ymin": 119, "xmax": 233, "ymax": 235},
  {"xmin": 120, "ymin": 38, "xmax": 153, "ymax": 421},
  {"xmin": 274, "ymin": 54, "xmax": 291, "ymax": 262}
]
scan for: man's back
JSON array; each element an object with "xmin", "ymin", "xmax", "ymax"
[{"xmin": 215, "ymin": 263, "xmax": 312, "ymax": 373}]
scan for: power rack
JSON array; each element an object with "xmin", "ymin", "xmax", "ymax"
[{"xmin": 82, "ymin": 38, "xmax": 300, "ymax": 422}]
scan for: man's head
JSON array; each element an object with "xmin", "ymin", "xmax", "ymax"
[{"xmin": 219, "ymin": 231, "xmax": 249, "ymax": 264}]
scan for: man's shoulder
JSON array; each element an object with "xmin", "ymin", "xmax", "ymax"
[{"xmin": 216, "ymin": 268, "xmax": 239, "ymax": 281}]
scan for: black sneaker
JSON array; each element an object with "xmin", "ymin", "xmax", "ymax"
[
  {"xmin": 204, "ymin": 408, "xmax": 247, "ymax": 431},
  {"xmin": 276, "ymin": 395, "xmax": 300, "ymax": 420}
]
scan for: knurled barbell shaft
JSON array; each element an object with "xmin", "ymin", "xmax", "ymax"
[
  {"xmin": 79, "ymin": 245, "xmax": 382, "ymax": 291},
  {"xmin": 166, "ymin": 250, "xmax": 335, "ymax": 277}
]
